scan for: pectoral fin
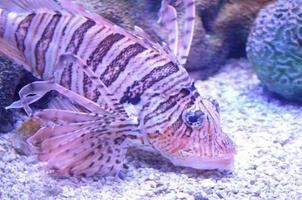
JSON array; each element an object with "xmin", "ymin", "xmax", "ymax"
[{"xmin": 28, "ymin": 108, "xmax": 140, "ymax": 177}]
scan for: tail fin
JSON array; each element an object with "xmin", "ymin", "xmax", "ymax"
[{"xmin": 28, "ymin": 109, "xmax": 140, "ymax": 177}]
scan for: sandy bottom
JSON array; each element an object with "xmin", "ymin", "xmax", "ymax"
[{"xmin": 0, "ymin": 59, "xmax": 301, "ymax": 200}]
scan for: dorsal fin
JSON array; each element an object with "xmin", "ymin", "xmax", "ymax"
[
  {"xmin": 177, "ymin": 0, "xmax": 195, "ymax": 65},
  {"xmin": 133, "ymin": 26, "xmax": 154, "ymax": 44},
  {"xmin": 157, "ymin": 0, "xmax": 196, "ymax": 65},
  {"xmin": 132, "ymin": 25, "xmax": 177, "ymax": 62},
  {"xmin": 59, "ymin": 0, "xmax": 115, "ymax": 27},
  {"xmin": 158, "ymin": 0, "xmax": 179, "ymax": 56},
  {"xmin": 0, "ymin": 0, "xmax": 63, "ymax": 13}
]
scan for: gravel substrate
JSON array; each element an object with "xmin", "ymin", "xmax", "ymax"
[{"xmin": 0, "ymin": 59, "xmax": 301, "ymax": 200}]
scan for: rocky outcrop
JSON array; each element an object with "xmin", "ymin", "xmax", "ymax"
[
  {"xmin": 0, "ymin": 56, "xmax": 24, "ymax": 132},
  {"xmin": 201, "ymin": 0, "xmax": 274, "ymax": 57}
]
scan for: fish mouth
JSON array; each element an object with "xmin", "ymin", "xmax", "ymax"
[{"xmin": 169, "ymin": 153, "xmax": 235, "ymax": 171}]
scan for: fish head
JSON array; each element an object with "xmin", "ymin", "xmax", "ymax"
[{"xmin": 147, "ymin": 96, "xmax": 236, "ymax": 171}]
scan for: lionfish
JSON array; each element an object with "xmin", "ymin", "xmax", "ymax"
[{"xmin": 0, "ymin": 0, "xmax": 236, "ymax": 177}]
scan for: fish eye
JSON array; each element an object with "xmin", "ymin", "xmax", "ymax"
[{"xmin": 182, "ymin": 109, "xmax": 205, "ymax": 128}]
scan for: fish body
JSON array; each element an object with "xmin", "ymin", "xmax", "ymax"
[{"xmin": 0, "ymin": 0, "xmax": 236, "ymax": 177}]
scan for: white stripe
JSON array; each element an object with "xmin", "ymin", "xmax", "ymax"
[
  {"xmin": 44, "ymin": 14, "xmax": 72, "ymax": 78},
  {"xmin": 112, "ymin": 51, "xmax": 169, "ymax": 99},
  {"xmin": 5, "ymin": 12, "xmax": 24, "ymax": 45},
  {"xmin": 53, "ymin": 15, "xmax": 89, "ymax": 83},
  {"xmin": 76, "ymin": 26, "xmax": 111, "ymax": 97},
  {"xmin": 94, "ymin": 37, "xmax": 133, "ymax": 77}
]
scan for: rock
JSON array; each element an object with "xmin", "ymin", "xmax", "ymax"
[
  {"xmin": 186, "ymin": 17, "xmax": 227, "ymax": 79},
  {"xmin": 0, "ymin": 107, "xmax": 14, "ymax": 133},
  {"xmin": 246, "ymin": 0, "xmax": 302, "ymax": 102},
  {"xmin": 1, "ymin": 152, "xmax": 17, "ymax": 162},
  {"xmin": 0, "ymin": 56, "xmax": 24, "ymax": 133},
  {"xmin": 200, "ymin": 179, "xmax": 216, "ymax": 188},
  {"xmin": 0, "ymin": 54, "xmax": 50, "ymax": 133},
  {"xmin": 194, "ymin": 192, "xmax": 209, "ymax": 200},
  {"xmin": 187, "ymin": 0, "xmax": 275, "ymax": 74},
  {"xmin": 12, "ymin": 118, "xmax": 42, "ymax": 156},
  {"xmin": 209, "ymin": 0, "xmax": 275, "ymax": 58}
]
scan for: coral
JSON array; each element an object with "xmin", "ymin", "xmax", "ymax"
[{"xmin": 247, "ymin": 0, "xmax": 302, "ymax": 102}]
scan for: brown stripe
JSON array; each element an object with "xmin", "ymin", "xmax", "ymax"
[
  {"xmin": 92, "ymin": 88, "xmax": 101, "ymax": 102},
  {"xmin": 120, "ymin": 61, "xmax": 179, "ymax": 104},
  {"xmin": 61, "ymin": 19, "xmax": 96, "ymax": 89},
  {"xmin": 145, "ymin": 103, "xmax": 183, "ymax": 129},
  {"xmin": 182, "ymin": 126, "xmax": 193, "ymax": 138},
  {"xmin": 31, "ymin": 13, "xmax": 47, "ymax": 39},
  {"xmin": 15, "ymin": 13, "xmax": 35, "ymax": 52},
  {"xmin": 100, "ymin": 43, "xmax": 146, "ymax": 87},
  {"xmin": 205, "ymin": 116, "xmax": 214, "ymax": 156},
  {"xmin": 144, "ymin": 88, "xmax": 190, "ymax": 123},
  {"xmin": 83, "ymin": 75, "xmax": 101, "ymax": 103},
  {"xmin": 81, "ymin": 28, "xmax": 108, "ymax": 98},
  {"xmin": 35, "ymin": 13, "xmax": 61, "ymax": 77},
  {"xmin": 0, "ymin": 10, "xmax": 8, "ymax": 37},
  {"xmin": 59, "ymin": 63, "xmax": 73, "ymax": 90},
  {"xmin": 170, "ymin": 117, "xmax": 183, "ymax": 136},
  {"xmin": 83, "ymin": 74, "xmax": 92, "ymax": 97},
  {"xmin": 160, "ymin": 75, "xmax": 192, "ymax": 95},
  {"xmin": 111, "ymin": 52, "xmax": 163, "ymax": 95},
  {"xmin": 65, "ymin": 19, "xmax": 96, "ymax": 54},
  {"xmin": 145, "ymin": 53, "xmax": 160, "ymax": 62},
  {"xmin": 87, "ymin": 33, "xmax": 125, "ymax": 71}
]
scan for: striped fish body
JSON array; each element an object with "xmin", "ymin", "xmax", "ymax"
[
  {"xmin": 1, "ymin": 8, "xmax": 192, "ymax": 120},
  {"xmin": 0, "ymin": 0, "xmax": 236, "ymax": 177},
  {"xmin": 1, "ymin": 7, "xmax": 196, "ymax": 138}
]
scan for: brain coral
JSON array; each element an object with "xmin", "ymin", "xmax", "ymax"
[{"xmin": 246, "ymin": 0, "xmax": 302, "ymax": 102}]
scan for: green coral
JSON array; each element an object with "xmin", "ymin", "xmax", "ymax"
[{"xmin": 247, "ymin": 0, "xmax": 302, "ymax": 102}]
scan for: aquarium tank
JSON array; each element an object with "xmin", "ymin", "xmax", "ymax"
[{"xmin": 0, "ymin": 0, "xmax": 301, "ymax": 199}]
